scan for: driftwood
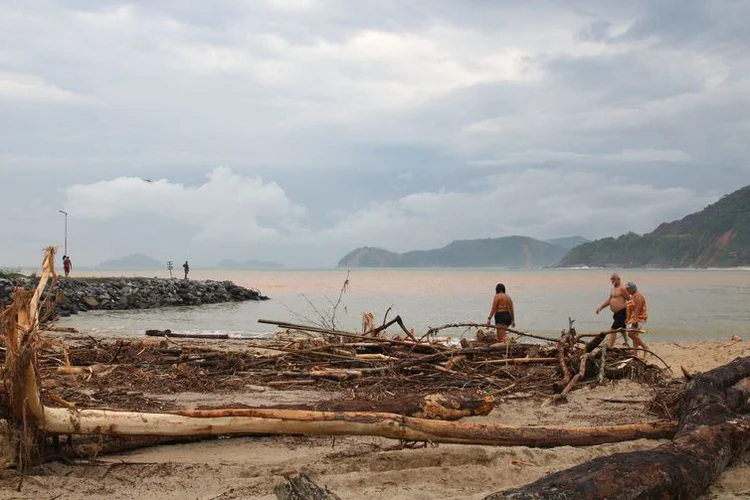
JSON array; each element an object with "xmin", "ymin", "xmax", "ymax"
[
  {"xmin": 486, "ymin": 355, "xmax": 750, "ymax": 499},
  {"xmin": 365, "ymin": 314, "xmax": 415, "ymax": 340},
  {"xmin": 38, "ymin": 405, "xmax": 676, "ymax": 447},
  {"xmin": 291, "ymin": 392, "xmax": 496, "ymax": 420},
  {"xmin": 145, "ymin": 329, "xmax": 229, "ymax": 340},
  {"xmin": 275, "ymin": 473, "xmax": 342, "ymax": 500}
]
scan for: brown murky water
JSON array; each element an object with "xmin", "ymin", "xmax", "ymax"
[{"xmin": 59, "ymin": 268, "xmax": 750, "ymax": 342}]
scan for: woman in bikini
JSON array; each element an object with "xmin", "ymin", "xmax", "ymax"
[{"xmin": 486, "ymin": 283, "xmax": 515, "ymax": 343}]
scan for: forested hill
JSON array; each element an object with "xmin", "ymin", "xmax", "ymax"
[
  {"xmin": 337, "ymin": 236, "xmax": 568, "ymax": 268},
  {"xmin": 557, "ymin": 184, "xmax": 750, "ymax": 268}
]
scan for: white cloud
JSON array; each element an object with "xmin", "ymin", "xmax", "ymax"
[
  {"xmin": 0, "ymin": 72, "xmax": 88, "ymax": 102},
  {"xmin": 309, "ymin": 170, "xmax": 717, "ymax": 252},
  {"xmin": 64, "ymin": 167, "xmax": 305, "ymax": 243},
  {"xmin": 263, "ymin": 0, "xmax": 320, "ymax": 12}
]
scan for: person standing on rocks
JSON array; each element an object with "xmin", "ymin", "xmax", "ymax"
[{"xmin": 183, "ymin": 260, "xmax": 190, "ymax": 280}]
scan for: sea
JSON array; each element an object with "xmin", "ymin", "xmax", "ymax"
[{"xmin": 56, "ymin": 268, "xmax": 750, "ymax": 343}]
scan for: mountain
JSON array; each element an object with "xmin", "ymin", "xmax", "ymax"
[
  {"xmin": 546, "ymin": 236, "xmax": 590, "ymax": 249},
  {"xmin": 216, "ymin": 259, "xmax": 284, "ymax": 269},
  {"xmin": 338, "ymin": 236, "xmax": 569, "ymax": 268},
  {"xmin": 98, "ymin": 253, "xmax": 163, "ymax": 270},
  {"xmin": 557, "ymin": 184, "xmax": 750, "ymax": 268}
]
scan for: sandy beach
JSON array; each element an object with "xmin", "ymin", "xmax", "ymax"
[{"xmin": 1, "ymin": 339, "xmax": 748, "ymax": 500}]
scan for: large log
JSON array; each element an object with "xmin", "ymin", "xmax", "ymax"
[
  {"xmin": 485, "ymin": 356, "xmax": 750, "ymax": 499},
  {"xmin": 295, "ymin": 392, "xmax": 496, "ymax": 420},
  {"xmin": 38, "ymin": 405, "xmax": 676, "ymax": 447},
  {"xmin": 145, "ymin": 329, "xmax": 229, "ymax": 339}
]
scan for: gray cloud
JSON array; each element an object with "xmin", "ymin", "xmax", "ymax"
[{"xmin": 0, "ymin": 1, "xmax": 748, "ymax": 267}]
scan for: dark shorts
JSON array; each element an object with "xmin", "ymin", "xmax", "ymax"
[
  {"xmin": 494, "ymin": 311, "xmax": 513, "ymax": 326},
  {"xmin": 611, "ymin": 309, "xmax": 627, "ymax": 330}
]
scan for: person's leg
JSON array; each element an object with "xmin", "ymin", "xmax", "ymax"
[
  {"xmin": 627, "ymin": 332, "xmax": 641, "ymax": 356},
  {"xmin": 620, "ymin": 330, "xmax": 630, "ymax": 347},
  {"xmin": 611, "ymin": 309, "xmax": 627, "ymax": 347},
  {"xmin": 607, "ymin": 332, "xmax": 617, "ymax": 348},
  {"xmin": 495, "ymin": 324, "xmax": 508, "ymax": 343},
  {"xmin": 636, "ymin": 336, "xmax": 650, "ymax": 355},
  {"xmin": 629, "ymin": 323, "xmax": 649, "ymax": 356}
]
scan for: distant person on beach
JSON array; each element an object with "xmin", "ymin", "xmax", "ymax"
[
  {"xmin": 63, "ymin": 255, "xmax": 72, "ymax": 277},
  {"xmin": 625, "ymin": 281, "xmax": 649, "ymax": 356},
  {"xmin": 486, "ymin": 283, "xmax": 515, "ymax": 343},
  {"xmin": 183, "ymin": 260, "xmax": 190, "ymax": 280},
  {"xmin": 595, "ymin": 273, "xmax": 631, "ymax": 348}
]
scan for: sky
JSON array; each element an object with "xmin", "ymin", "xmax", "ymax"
[{"xmin": 1, "ymin": 0, "xmax": 749, "ymax": 268}]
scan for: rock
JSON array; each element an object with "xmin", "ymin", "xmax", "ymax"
[
  {"xmin": 0, "ymin": 276, "xmax": 269, "ymax": 317},
  {"xmin": 82, "ymin": 296, "xmax": 98, "ymax": 308}
]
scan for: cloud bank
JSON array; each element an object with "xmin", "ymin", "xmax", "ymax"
[{"xmin": 0, "ymin": 0, "xmax": 747, "ymax": 266}]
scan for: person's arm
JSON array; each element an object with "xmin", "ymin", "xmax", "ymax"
[
  {"xmin": 487, "ymin": 295, "xmax": 498, "ymax": 323},
  {"xmin": 596, "ymin": 296, "xmax": 610, "ymax": 314},
  {"xmin": 632, "ymin": 295, "xmax": 643, "ymax": 320},
  {"xmin": 509, "ymin": 296, "xmax": 515, "ymax": 327}
]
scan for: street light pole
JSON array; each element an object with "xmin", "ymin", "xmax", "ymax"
[{"xmin": 58, "ymin": 210, "xmax": 68, "ymax": 256}]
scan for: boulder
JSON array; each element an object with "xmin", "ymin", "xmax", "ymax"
[{"xmin": 82, "ymin": 296, "xmax": 98, "ymax": 308}]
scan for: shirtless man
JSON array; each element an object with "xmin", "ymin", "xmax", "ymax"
[{"xmin": 595, "ymin": 273, "xmax": 631, "ymax": 348}]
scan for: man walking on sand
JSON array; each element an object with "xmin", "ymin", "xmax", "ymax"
[{"xmin": 596, "ymin": 273, "xmax": 631, "ymax": 348}]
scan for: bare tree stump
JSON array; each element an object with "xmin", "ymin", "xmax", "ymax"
[{"xmin": 484, "ymin": 355, "xmax": 750, "ymax": 500}]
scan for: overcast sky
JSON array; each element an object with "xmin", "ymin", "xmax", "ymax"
[{"xmin": 1, "ymin": 0, "xmax": 748, "ymax": 268}]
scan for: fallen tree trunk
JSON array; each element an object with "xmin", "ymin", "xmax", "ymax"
[
  {"xmin": 145, "ymin": 329, "xmax": 230, "ymax": 339},
  {"xmin": 293, "ymin": 392, "xmax": 496, "ymax": 420},
  {"xmin": 485, "ymin": 355, "xmax": 750, "ymax": 499},
  {"xmin": 38, "ymin": 405, "xmax": 676, "ymax": 447}
]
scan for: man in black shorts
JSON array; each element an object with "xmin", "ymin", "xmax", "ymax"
[{"xmin": 595, "ymin": 273, "xmax": 631, "ymax": 347}]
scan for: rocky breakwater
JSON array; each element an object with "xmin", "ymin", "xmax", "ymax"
[{"xmin": 0, "ymin": 277, "xmax": 269, "ymax": 317}]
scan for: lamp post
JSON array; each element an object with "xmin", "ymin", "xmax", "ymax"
[{"xmin": 58, "ymin": 210, "xmax": 68, "ymax": 256}]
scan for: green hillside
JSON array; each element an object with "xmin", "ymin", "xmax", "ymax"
[
  {"xmin": 337, "ymin": 236, "xmax": 568, "ymax": 268},
  {"xmin": 557, "ymin": 184, "xmax": 750, "ymax": 268}
]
